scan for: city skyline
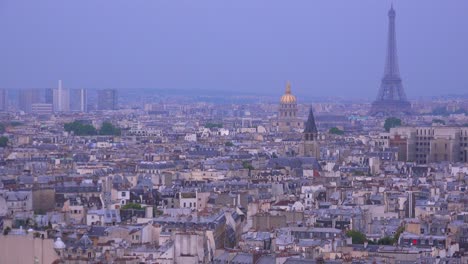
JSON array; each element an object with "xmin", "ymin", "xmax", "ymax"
[
  {"xmin": 1, "ymin": 2, "xmax": 468, "ymax": 263},
  {"xmin": 1, "ymin": 1, "xmax": 468, "ymax": 99}
]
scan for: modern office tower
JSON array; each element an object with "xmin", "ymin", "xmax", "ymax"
[
  {"xmin": 18, "ymin": 89, "xmax": 41, "ymax": 113},
  {"xmin": 97, "ymin": 89, "xmax": 118, "ymax": 110},
  {"xmin": 275, "ymin": 82, "xmax": 303, "ymax": 132},
  {"xmin": 70, "ymin": 89, "xmax": 88, "ymax": 112},
  {"xmin": 0, "ymin": 89, "xmax": 7, "ymax": 111},
  {"xmin": 369, "ymin": 5, "xmax": 412, "ymax": 116},
  {"xmin": 53, "ymin": 80, "xmax": 70, "ymax": 112},
  {"xmin": 45, "ymin": 88, "xmax": 54, "ymax": 104}
]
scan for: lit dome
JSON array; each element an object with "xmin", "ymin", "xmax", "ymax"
[
  {"xmin": 280, "ymin": 82, "xmax": 297, "ymax": 104},
  {"xmin": 54, "ymin": 237, "xmax": 66, "ymax": 249}
]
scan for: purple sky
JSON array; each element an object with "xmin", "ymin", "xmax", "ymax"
[{"xmin": 1, "ymin": 0, "xmax": 467, "ymax": 99}]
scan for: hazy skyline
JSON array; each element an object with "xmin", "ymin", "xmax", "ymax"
[{"xmin": 1, "ymin": 1, "xmax": 468, "ymax": 99}]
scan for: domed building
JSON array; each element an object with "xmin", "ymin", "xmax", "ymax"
[
  {"xmin": 275, "ymin": 82, "xmax": 303, "ymax": 132},
  {"xmin": 54, "ymin": 237, "xmax": 66, "ymax": 250}
]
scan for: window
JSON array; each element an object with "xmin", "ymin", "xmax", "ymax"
[{"xmin": 121, "ymin": 192, "xmax": 126, "ymax": 197}]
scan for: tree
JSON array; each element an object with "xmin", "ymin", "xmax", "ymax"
[
  {"xmin": 431, "ymin": 107, "xmax": 449, "ymax": 116},
  {"xmin": 0, "ymin": 123, "xmax": 5, "ymax": 134},
  {"xmin": 384, "ymin": 117, "xmax": 402, "ymax": 132},
  {"xmin": 0, "ymin": 136, "xmax": 8, "ymax": 147},
  {"xmin": 205, "ymin": 123, "xmax": 222, "ymax": 129},
  {"xmin": 346, "ymin": 230, "xmax": 367, "ymax": 244},
  {"xmin": 64, "ymin": 121, "xmax": 97, "ymax": 136},
  {"xmin": 242, "ymin": 161, "xmax": 254, "ymax": 171},
  {"xmin": 393, "ymin": 226, "xmax": 405, "ymax": 243},
  {"xmin": 154, "ymin": 208, "xmax": 163, "ymax": 216},
  {"xmin": 225, "ymin": 141, "xmax": 234, "ymax": 147},
  {"xmin": 122, "ymin": 203, "xmax": 142, "ymax": 210},
  {"xmin": 3, "ymin": 226, "xmax": 11, "ymax": 235},
  {"xmin": 377, "ymin": 236, "xmax": 395, "ymax": 245},
  {"xmin": 432, "ymin": 119, "xmax": 445, "ymax": 125},
  {"xmin": 99, "ymin": 121, "xmax": 121, "ymax": 136},
  {"xmin": 9, "ymin": 121, "xmax": 23, "ymax": 127},
  {"xmin": 329, "ymin": 127, "xmax": 344, "ymax": 135}
]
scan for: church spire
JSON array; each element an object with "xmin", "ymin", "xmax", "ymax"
[
  {"xmin": 304, "ymin": 107, "xmax": 318, "ymax": 135},
  {"xmin": 302, "ymin": 106, "xmax": 320, "ymax": 157}
]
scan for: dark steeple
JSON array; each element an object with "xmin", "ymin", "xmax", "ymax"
[
  {"xmin": 304, "ymin": 107, "xmax": 318, "ymax": 140},
  {"xmin": 302, "ymin": 106, "xmax": 320, "ymax": 157}
]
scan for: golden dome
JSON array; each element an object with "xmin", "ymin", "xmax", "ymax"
[{"xmin": 280, "ymin": 81, "xmax": 297, "ymax": 104}]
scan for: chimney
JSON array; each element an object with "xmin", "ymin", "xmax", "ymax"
[{"xmin": 145, "ymin": 206, "xmax": 154, "ymax": 218}]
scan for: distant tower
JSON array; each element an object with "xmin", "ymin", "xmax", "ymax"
[
  {"xmin": 0, "ymin": 89, "xmax": 7, "ymax": 111},
  {"xmin": 70, "ymin": 89, "xmax": 88, "ymax": 112},
  {"xmin": 58, "ymin": 80, "xmax": 62, "ymax": 111},
  {"xmin": 97, "ymin": 89, "xmax": 118, "ymax": 110},
  {"xmin": 45, "ymin": 88, "xmax": 53, "ymax": 104},
  {"xmin": 276, "ymin": 82, "xmax": 302, "ymax": 132},
  {"xmin": 53, "ymin": 80, "xmax": 70, "ymax": 112},
  {"xmin": 301, "ymin": 107, "xmax": 320, "ymax": 157},
  {"xmin": 369, "ymin": 5, "xmax": 412, "ymax": 116},
  {"xmin": 18, "ymin": 89, "xmax": 41, "ymax": 113}
]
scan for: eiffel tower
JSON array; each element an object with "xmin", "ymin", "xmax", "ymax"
[{"xmin": 369, "ymin": 5, "xmax": 412, "ymax": 116}]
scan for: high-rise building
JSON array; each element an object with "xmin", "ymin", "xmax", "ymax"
[
  {"xmin": 53, "ymin": 80, "xmax": 70, "ymax": 112},
  {"xmin": 97, "ymin": 89, "xmax": 118, "ymax": 110},
  {"xmin": 369, "ymin": 5, "xmax": 412, "ymax": 116},
  {"xmin": 274, "ymin": 82, "xmax": 303, "ymax": 132},
  {"xmin": 0, "ymin": 89, "xmax": 7, "ymax": 111},
  {"xmin": 45, "ymin": 88, "xmax": 54, "ymax": 105},
  {"xmin": 70, "ymin": 89, "xmax": 88, "ymax": 112},
  {"xmin": 18, "ymin": 89, "xmax": 41, "ymax": 113}
]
